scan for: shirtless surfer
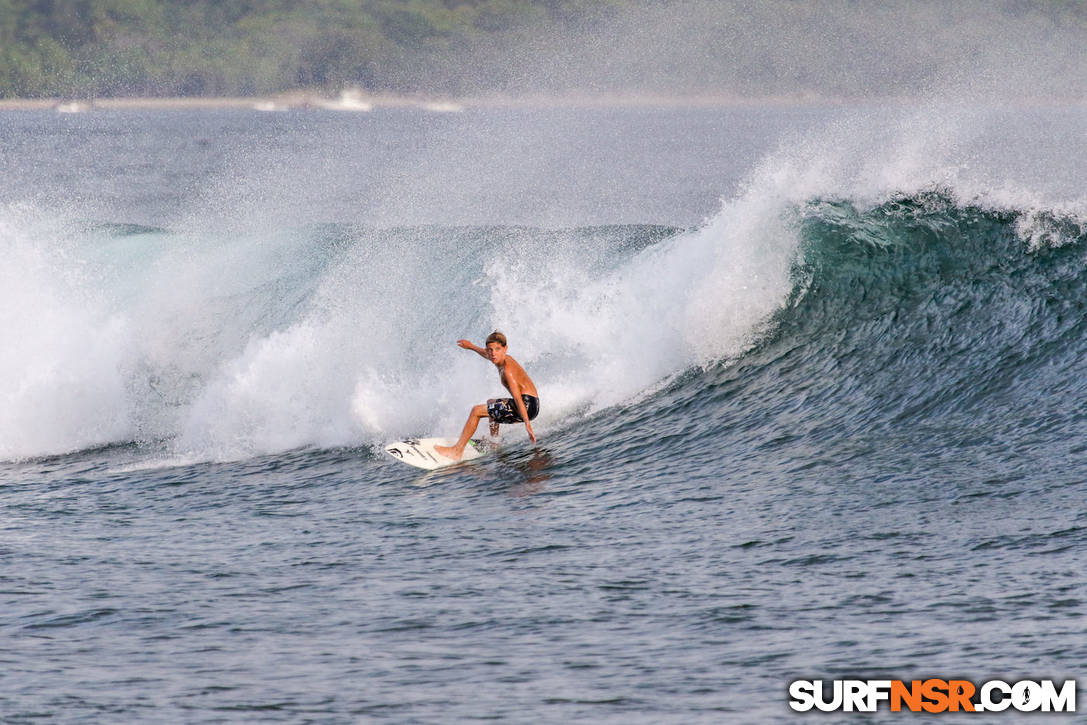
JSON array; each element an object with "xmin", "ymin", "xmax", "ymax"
[{"xmin": 434, "ymin": 331, "xmax": 539, "ymax": 461}]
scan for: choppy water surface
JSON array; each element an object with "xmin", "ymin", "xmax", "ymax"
[{"xmin": 1, "ymin": 104, "xmax": 1085, "ymax": 722}]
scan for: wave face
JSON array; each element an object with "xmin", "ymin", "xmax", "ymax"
[
  {"xmin": 784, "ymin": 191, "xmax": 1087, "ymax": 433},
  {"xmin": 629, "ymin": 190, "xmax": 1087, "ymax": 493}
]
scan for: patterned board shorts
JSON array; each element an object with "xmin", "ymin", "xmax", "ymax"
[{"xmin": 487, "ymin": 395, "xmax": 540, "ymax": 424}]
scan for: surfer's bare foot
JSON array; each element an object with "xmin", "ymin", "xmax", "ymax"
[{"xmin": 433, "ymin": 444, "xmax": 461, "ymax": 461}]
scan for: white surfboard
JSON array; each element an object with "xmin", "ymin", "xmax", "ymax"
[{"xmin": 383, "ymin": 437, "xmax": 488, "ymax": 470}]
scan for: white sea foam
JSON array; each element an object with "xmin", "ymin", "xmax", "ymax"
[
  {"xmin": 0, "ymin": 206, "xmax": 134, "ymax": 459},
  {"xmin": 129, "ymin": 199, "xmax": 804, "ymax": 461}
]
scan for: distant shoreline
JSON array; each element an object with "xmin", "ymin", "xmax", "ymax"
[
  {"xmin": 2, "ymin": 91, "xmax": 1081, "ymax": 113},
  {"xmin": 0, "ymin": 90, "xmax": 887, "ymax": 113}
]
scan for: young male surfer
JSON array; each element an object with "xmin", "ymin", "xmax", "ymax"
[{"xmin": 434, "ymin": 331, "xmax": 539, "ymax": 461}]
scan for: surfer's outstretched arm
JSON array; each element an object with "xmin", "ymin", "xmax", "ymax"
[{"xmin": 457, "ymin": 339, "xmax": 491, "ymax": 360}]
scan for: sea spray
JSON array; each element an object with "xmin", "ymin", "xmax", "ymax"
[
  {"xmin": 169, "ymin": 203, "xmax": 804, "ymax": 460},
  {"xmin": 484, "ymin": 201, "xmax": 800, "ymax": 418},
  {"xmin": 0, "ymin": 206, "xmax": 133, "ymax": 458}
]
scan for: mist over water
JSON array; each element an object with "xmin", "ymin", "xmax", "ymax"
[{"xmin": 443, "ymin": 0, "xmax": 1087, "ymax": 101}]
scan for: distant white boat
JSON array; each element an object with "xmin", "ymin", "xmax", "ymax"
[
  {"xmin": 253, "ymin": 101, "xmax": 289, "ymax": 112},
  {"xmin": 317, "ymin": 89, "xmax": 373, "ymax": 112},
  {"xmin": 423, "ymin": 101, "xmax": 464, "ymax": 113},
  {"xmin": 55, "ymin": 101, "xmax": 93, "ymax": 113}
]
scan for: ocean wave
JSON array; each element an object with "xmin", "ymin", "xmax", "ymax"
[{"xmin": 3, "ymin": 185, "xmax": 1086, "ymax": 462}]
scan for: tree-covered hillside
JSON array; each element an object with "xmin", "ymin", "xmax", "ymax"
[
  {"xmin": 2, "ymin": 0, "xmax": 1086, "ymax": 100},
  {"xmin": 0, "ymin": 0, "xmax": 617, "ymax": 97}
]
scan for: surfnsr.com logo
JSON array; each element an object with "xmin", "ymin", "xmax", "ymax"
[{"xmin": 788, "ymin": 679, "xmax": 1076, "ymax": 713}]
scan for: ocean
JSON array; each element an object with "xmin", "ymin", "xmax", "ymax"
[{"xmin": 1, "ymin": 102, "xmax": 1084, "ymax": 722}]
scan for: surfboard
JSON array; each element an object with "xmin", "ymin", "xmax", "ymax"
[{"xmin": 383, "ymin": 437, "xmax": 488, "ymax": 470}]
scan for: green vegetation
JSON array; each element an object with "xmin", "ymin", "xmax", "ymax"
[
  {"xmin": 0, "ymin": 0, "xmax": 617, "ymax": 98},
  {"xmin": 3, "ymin": 0, "xmax": 1087, "ymax": 100}
]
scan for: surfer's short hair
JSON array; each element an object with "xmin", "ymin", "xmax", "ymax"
[{"xmin": 486, "ymin": 331, "xmax": 507, "ymax": 347}]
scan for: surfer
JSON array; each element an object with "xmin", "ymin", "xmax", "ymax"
[{"xmin": 434, "ymin": 331, "xmax": 539, "ymax": 461}]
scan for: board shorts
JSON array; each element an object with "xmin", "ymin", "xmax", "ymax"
[{"xmin": 487, "ymin": 395, "xmax": 539, "ymax": 425}]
